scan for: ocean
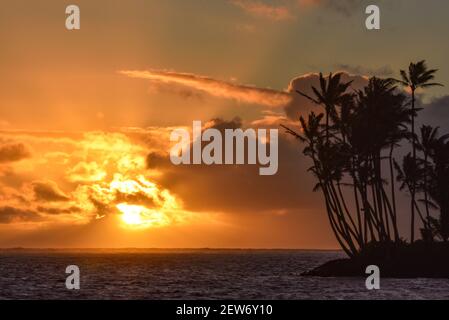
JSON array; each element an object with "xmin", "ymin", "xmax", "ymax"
[{"xmin": 1, "ymin": 249, "xmax": 448, "ymax": 300}]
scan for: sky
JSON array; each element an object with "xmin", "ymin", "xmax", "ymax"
[{"xmin": 0, "ymin": 0, "xmax": 449, "ymax": 248}]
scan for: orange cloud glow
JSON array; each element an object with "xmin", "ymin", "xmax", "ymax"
[
  {"xmin": 119, "ymin": 69, "xmax": 292, "ymax": 108},
  {"xmin": 0, "ymin": 130, "xmax": 195, "ymax": 230},
  {"xmin": 230, "ymin": 0, "xmax": 293, "ymax": 21}
]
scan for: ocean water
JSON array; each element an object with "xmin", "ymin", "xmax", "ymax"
[{"xmin": 1, "ymin": 249, "xmax": 449, "ymax": 300}]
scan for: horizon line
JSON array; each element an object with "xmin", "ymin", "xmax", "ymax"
[{"xmin": 0, "ymin": 247, "xmax": 342, "ymax": 251}]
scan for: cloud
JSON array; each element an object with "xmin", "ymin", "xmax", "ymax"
[
  {"xmin": 421, "ymin": 95, "xmax": 449, "ymax": 118},
  {"xmin": 0, "ymin": 130, "xmax": 191, "ymax": 227},
  {"xmin": 147, "ymin": 81, "xmax": 205, "ymax": 100},
  {"xmin": 67, "ymin": 161, "xmax": 107, "ymax": 183},
  {"xmin": 0, "ymin": 206, "xmax": 41, "ymax": 224},
  {"xmin": 120, "ymin": 69, "xmax": 292, "ymax": 108},
  {"xmin": 145, "ymin": 117, "xmax": 321, "ymax": 215},
  {"xmin": 113, "ymin": 191, "xmax": 157, "ymax": 208},
  {"xmin": 204, "ymin": 117, "xmax": 243, "ymax": 132},
  {"xmin": 31, "ymin": 180, "xmax": 70, "ymax": 202},
  {"xmin": 230, "ymin": 0, "xmax": 293, "ymax": 21},
  {"xmin": 0, "ymin": 142, "xmax": 31, "ymax": 163},
  {"xmin": 121, "ymin": 69, "xmax": 372, "ymax": 118},
  {"xmin": 0, "ymin": 111, "xmax": 337, "ymax": 245},
  {"xmin": 250, "ymin": 110, "xmax": 298, "ymax": 128},
  {"xmin": 335, "ymin": 64, "xmax": 394, "ymax": 77},
  {"xmin": 419, "ymin": 95, "xmax": 449, "ymax": 129},
  {"xmin": 36, "ymin": 206, "xmax": 82, "ymax": 215}
]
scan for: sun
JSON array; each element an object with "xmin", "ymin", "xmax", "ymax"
[
  {"xmin": 120, "ymin": 205, "xmax": 144, "ymax": 226},
  {"xmin": 116, "ymin": 203, "xmax": 170, "ymax": 229}
]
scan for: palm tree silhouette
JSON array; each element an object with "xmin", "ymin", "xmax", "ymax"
[
  {"xmin": 417, "ymin": 126, "xmax": 445, "ymax": 232},
  {"xmin": 393, "ymin": 60, "xmax": 443, "ymax": 242},
  {"xmin": 286, "ymin": 62, "xmax": 447, "ymax": 259},
  {"xmin": 350, "ymin": 78, "xmax": 410, "ymax": 242},
  {"xmin": 296, "ymin": 73, "xmax": 352, "ymax": 144},
  {"xmin": 285, "ymin": 76, "xmax": 411, "ymax": 255},
  {"xmin": 424, "ymin": 131, "xmax": 449, "ymax": 241},
  {"xmin": 394, "ymin": 153, "xmax": 426, "ymax": 228}
]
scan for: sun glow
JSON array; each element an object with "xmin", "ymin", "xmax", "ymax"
[
  {"xmin": 117, "ymin": 203, "xmax": 170, "ymax": 229},
  {"xmin": 108, "ymin": 173, "xmax": 183, "ymax": 229},
  {"xmin": 0, "ymin": 130, "xmax": 193, "ymax": 231}
]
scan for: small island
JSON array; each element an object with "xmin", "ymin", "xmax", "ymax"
[
  {"xmin": 303, "ymin": 241, "xmax": 449, "ymax": 278},
  {"xmin": 283, "ymin": 61, "xmax": 449, "ymax": 278}
]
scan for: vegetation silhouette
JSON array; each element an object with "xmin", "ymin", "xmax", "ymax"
[
  {"xmin": 283, "ymin": 61, "xmax": 449, "ymax": 276},
  {"xmin": 392, "ymin": 61, "xmax": 443, "ymax": 242}
]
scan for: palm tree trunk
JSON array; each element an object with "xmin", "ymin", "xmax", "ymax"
[
  {"xmin": 322, "ymin": 183, "xmax": 354, "ymax": 256},
  {"xmin": 351, "ymin": 157, "xmax": 364, "ymax": 245},
  {"xmin": 375, "ymin": 153, "xmax": 388, "ymax": 240},
  {"xmin": 389, "ymin": 144, "xmax": 399, "ymax": 241},
  {"xmin": 424, "ymin": 153, "xmax": 431, "ymax": 234},
  {"xmin": 411, "ymin": 89, "xmax": 416, "ymax": 243},
  {"xmin": 337, "ymin": 182, "xmax": 362, "ymax": 247},
  {"xmin": 325, "ymin": 107, "xmax": 330, "ymax": 144}
]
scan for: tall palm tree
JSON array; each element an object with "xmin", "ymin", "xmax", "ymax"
[
  {"xmin": 426, "ymin": 133, "xmax": 449, "ymax": 241},
  {"xmin": 297, "ymin": 73, "xmax": 353, "ymax": 144},
  {"xmin": 417, "ymin": 126, "xmax": 445, "ymax": 229},
  {"xmin": 393, "ymin": 60, "xmax": 442, "ymax": 242},
  {"xmin": 394, "ymin": 154, "xmax": 427, "ymax": 228}
]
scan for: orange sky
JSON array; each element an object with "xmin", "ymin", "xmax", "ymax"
[{"xmin": 1, "ymin": 0, "xmax": 448, "ymax": 248}]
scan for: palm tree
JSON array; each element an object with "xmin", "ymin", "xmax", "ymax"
[
  {"xmin": 425, "ymin": 133, "xmax": 449, "ymax": 241},
  {"xmin": 394, "ymin": 153, "xmax": 427, "ymax": 229},
  {"xmin": 285, "ymin": 64, "xmax": 448, "ymax": 259},
  {"xmin": 296, "ymin": 73, "xmax": 353, "ymax": 144},
  {"xmin": 393, "ymin": 60, "xmax": 442, "ymax": 242},
  {"xmin": 285, "ymin": 76, "xmax": 412, "ymax": 254},
  {"xmin": 417, "ymin": 125, "xmax": 448, "ymax": 230},
  {"xmin": 346, "ymin": 78, "xmax": 410, "ymax": 239}
]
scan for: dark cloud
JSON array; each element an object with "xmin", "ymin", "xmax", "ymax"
[
  {"xmin": 0, "ymin": 206, "xmax": 41, "ymax": 223},
  {"xmin": 36, "ymin": 206, "xmax": 82, "ymax": 215},
  {"xmin": 146, "ymin": 117, "xmax": 321, "ymax": 215},
  {"xmin": 114, "ymin": 191, "xmax": 157, "ymax": 208},
  {"xmin": 0, "ymin": 142, "xmax": 31, "ymax": 163},
  {"xmin": 32, "ymin": 180, "xmax": 70, "ymax": 202},
  {"xmin": 206, "ymin": 117, "xmax": 242, "ymax": 132},
  {"xmin": 146, "ymin": 152, "xmax": 170, "ymax": 169},
  {"xmin": 89, "ymin": 196, "xmax": 111, "ymax": 218},
  {"xmin": 422, "ymin": 95, "xmax": 449, "ymax": 117},
  {"xmin": 419, "ymin": 95, "xmax": 449, "ymax": 129}
]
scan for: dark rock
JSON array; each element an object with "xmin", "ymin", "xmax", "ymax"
[
  {"xmin": 303, "ymin": 242, "xmax": 449, "ymax": 278},
  {"xmin": 302, "ymin": 259, "xmax": 364, "ymax": 277}
]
